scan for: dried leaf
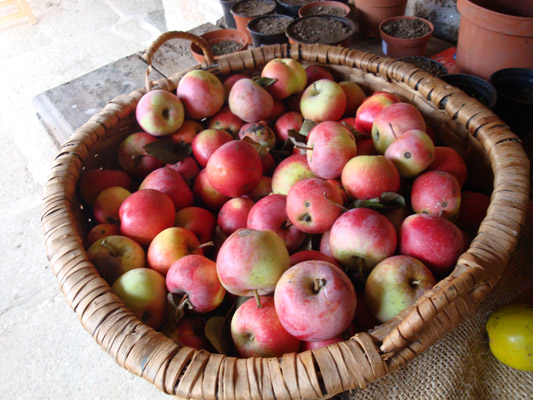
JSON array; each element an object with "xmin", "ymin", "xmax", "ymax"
[
  {"xmin": 349, "ymin": 192, "xmax": 406, "ymax": 210},
  {"xmin": 205, "ymin": 316, "xmax": 233, "ymax": 354},
  {"xmin": 241, "ymin": 136, "xmax": 269, "ymax": 158},
  {"xmin": 253, "ymin": 76, "xmax": 277, "ymax": 87},
  {"xmin": 300, "ymin": 119, "xmax": 318, "ymax": 136},
  {"xmin": 144, "ymin": 138, "xmax": 192, "ymax": 165}
]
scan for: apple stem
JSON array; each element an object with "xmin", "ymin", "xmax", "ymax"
[
  {"xmin": 313, "ymin": 278, "xmax": 326, "ymax": 293},
  {"xmin": 253, "ymin": 290, "xmax": 262, "ymax": 309},
  {"xmin": 100, "ymin": 239, "xmax": 117, "ymax": 257},
  {"xmin": 293, "ymin": 144, "xmax": 314, "ymax": 151},
  {"xmin": 197, "ymin": 241, "xmax": 214, "ymax": 249},
  {"xmin": 323, "ymin": 192, "xmax": 348, "ymax": 212},
  {"xmin": 410, "ymin": 280, "xmax": 421, "ymax": 287},
  {"xmin": 174, "ymin": 293, "xmax": 193, "ymax": 323}
]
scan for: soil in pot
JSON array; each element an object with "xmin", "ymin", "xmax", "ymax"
[
  {"xmin": 279, "ymin": 0, "xmax": 315, "ymax": 5},
  {"xmin": 233, "ymin": 0, "xmax": 276, "ymax": 16},
  {"xmin": 302, "ymin": 5, "xmax": 347, "ymax": 17},
  {"xmin": 251, "ymin": 15, "xmax": 292, "ymax": 34},
  {"xmin": 382, "ymin": 18, "xmax": 432, "ymax": 38},
  {"xmin": 207, "ymin": 40, "xmax": 244, "ymax": 56},
  {"xmin": 287, "ymin": 15, "xmax": 354, "ymax": 44}
]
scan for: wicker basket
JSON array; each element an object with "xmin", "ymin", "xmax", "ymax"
[{"xmin": 41, "ymin": 31, "xmax": 530, "ymax": 399}]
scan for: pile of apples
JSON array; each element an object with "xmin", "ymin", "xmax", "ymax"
[{"xmin": 80, "ymin": 58, "xmax": 491, "ymax": 357}]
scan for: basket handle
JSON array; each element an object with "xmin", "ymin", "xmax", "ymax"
[{"xmin": 141, "ymin": 31, "xmax": 215, "ymax": 92}]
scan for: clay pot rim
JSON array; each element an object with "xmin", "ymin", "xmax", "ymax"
[
  {"xmin": 379, "ymin": 16, "xmax": 434, "ymax": 43},
  {"xmin": 230, "ymin": 0, "xmax": 277, "ymax": 18},
  {"xmin": 247, "ymin": 14, "xmax": 294, "ymax": 36},
  {"xmin": 190, "ymin": 29, "xmax": 249, "ymax": 64},
  {"xmin": 298, "ymin": 1, "xmax": 351, "ymax": 18},
  {"xmin": 457, "ymin": 0, "xmax": 533, "ymax": 22},
  {"xmin": 286, "ymin": 14, "xmax": 356, "ymax": 45}
]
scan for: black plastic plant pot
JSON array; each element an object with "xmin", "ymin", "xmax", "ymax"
[
  {"xmin": 489, "ymin": 68, "xmax": 533, "ymax": 136},
  {"xmin": 398, "ymin": 56, "xmax": 448, "ymax": 77},
  {"xmin": 276, "ymin": 0, "xmax": 307, "ymax": 18},
  {"xmin": 219, "ymin": 0, "xmax": 237, "ymax": 29},
  {"xmin": 441, "ymin": 73, "xmax": 497, "ymax": 110},
  {"xmin": 247, "ymin": 14, "xmax": 293, "ymax": 47}
]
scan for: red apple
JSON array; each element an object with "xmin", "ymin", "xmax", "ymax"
[
  {"xmin": 166, "ymin": 156, "xmax": 200, "ymax": 185},
  {"xmin": 86, "ymin": 223, "xmax": 120, "ymax": 247},
  {"xmin": 261, "ymin": 58, "xmax": 307, "ymax": 100},
  {"xmin": 384, "ymin": 129, "xmax": 435, "ymax": 178},
  {"xmin": 427, "ymin": 146, "xmax": 468, "ymax": 187},
  {"xmin": 177, "ymin": 69, "xmax": 225, "ymax": 119},
  {"xmin": 289, "ymin": 249, "xmax": 340, "ymax": 268},
  {"xmin": 175, "ymin": 206, "xmax": 217, "ymax": 244},
  {"xmin": 302, "ymin": 336, "xmax": 343, "ymax": 351},
  {"xmin": 135, "ymin": 89, "xmax": 184, "ymax": 136},
  {"xmin": 273, "ymin": 111, "xmax": 304, "ymax": 143},
  {"xmin": 458, "ymin": 190, "xmax": 490, "ymax": 234},
  {"xmin": 192, "ymin": 169, "xmax": 231, "ymax": 211},
  {"xmin": 92, "ymin": 186, "xmax": 131, "ymax": 224},
  {"xmin": 164, "ymin": 316, "xmax": 210, "ymax": 350},
  {"xmin": 271, "ymin": 154, "xmax": 316, "ymax": 195},
  {"xmin": 205, "ymin": 140, "xmax": 262, "ymax": 197},
  {"xmin": 228, "ymin": 78, "xmax": 274, "ymax": 123},
  {"xmin": 266, "ymin": 100, "xmax": 286, "ymax": 123},
  {"xmin": 167, "ymin": 119, "xmax": 203, "ymax": 144},
  {"xmin": 217, "ymin": 197, "xmax": 255, "ymax": 236},
  {"xmin": 355, "ymin": 91, "xmax": 400, "ymax": 135},
  {"xmin": 300, "ymin": 79, "xmax": 347, "ymax": 122},
  {"xmin": 117, "ymin": 132, "xmax": 165, "ymax": 179},
  {"xmin": 364, "ymin": 255, "xmax": 436, "ymax": 323},
  {"xmin": 139, "ymin": 166, "xmax": 194, "ymax": 211},
  {"xmin": 411, "ymin": 171, "xmax": 461, "ymax": 220},
  {"xmin": 286, "ymin": 178, "xmax": 344, "ymax": 234},
  {"xmin": 274, "ymin": 260, "xmax": 357, "ymax": 341},
  {"xmin": 166, "ymin": 254, "xmax": 225, "ymax": 313},
  {"xmin": 238, "ymin": 121, "xmax": 276, "ymax": 150},
  {"xmin": 231, "ymin": 295, "xmax": 301, "ymax": 357},
  {"xmin": 248, "ymin": 175, "xmax": 273, "ymax": 202},
  {"xmin": 339, "ymin": 81, "xmax": 366, "ymax": 117},
  {"xmin": 207, "ymin": 106, "xmax": 244, "ymax": 137},
  {"xmin": 223, "ymin": 73, "xmax": 249, "ymax": 98},
  {"xmin": 305, "ymin": 64, "xmax": 334, "ymax": 85},
  {"xmin": 79, "ymin": 169, "xmax": 133, "ymax": 207},
  {"xmin": 191, "ymin": 128, "xmax": 233, "ymax": 167},
  {"xmin": 356, "ymin": 137, "xmax": 377, "ymax": 155},
  {"xmin": 260, "ymin": 152, "xmax": 276, "ymax": 176},
  {"xmin": 119, "ymin": 189, "xmax": 175, "ymax": 247}
]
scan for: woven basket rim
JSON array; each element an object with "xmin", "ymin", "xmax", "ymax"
[{"xmin": 41, "ymin": 37, "xmax": 530, "ymax": 399}]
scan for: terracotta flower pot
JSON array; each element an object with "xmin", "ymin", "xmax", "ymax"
[
  {"xmin": 231, "ymin": 0, "xmax": 277, "ymax": 44},
  {"xmin": 379, "ymin": 16, "xmax": 434, "ymax": 58},
  {"xmin": 286, "ymin": 15, "xmax": 356, "ymax": 46},
  {"xmin": 190, "ymin": 29, "xmax": 249, "ymax": 64},
  {"xmin": 247, "ymin": 14, "xmax": 293, "ymax": 47},
  {"xmin": 354, "ymin": 0, "xmax": 407, "ymax": 38},
  {"xmin": 298, "ymin": 1, "xmax": 350, "ymax": 18},
  {"xmin": 456, "ymin": 0, "xmax": 533, "ymax": 80}
]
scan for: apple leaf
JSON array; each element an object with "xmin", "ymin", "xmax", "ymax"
[
  {"xmin": 288, "ymin": 129, "xmax": 309, "ymax": 149},
  {"xmin": 253, "ymin": 77, "xmax": 277, "ymax": 87},
  {"xmin": 340, "ymin": 120, "xmax": 368, "ymax": 140},
  {"xmin": 241, "ymin": 136, "xmax": 270, "ymax": 158},
  {"xmin": 205, "ymin": 316, "xmax": 233, "ymax": 355},
  {"xmin": 349, "ymin": 192, "xmax": 406, "ymax": 210},
  {"xmin": 270, "ymin": 140, "xmax": 294, "ymax": 164},
  {"xmin": 300, "ymin": 119, "xmax": 318, "ymax": 137},
  {"xmin": 143, "ymin": 138, "xmax": 192, "ymax": 165}
]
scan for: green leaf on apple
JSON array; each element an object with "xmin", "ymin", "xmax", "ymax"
[
  {"xmin": 253, "ymin": 77, "xmax": 277, "ymax": 87},
  {"xmin": 349, "ymin": 192, "xmax": 406, "ymax": 210},
  {"xmin": 143, "ymin": 138, "xmax": 192, "ymax": 165}
]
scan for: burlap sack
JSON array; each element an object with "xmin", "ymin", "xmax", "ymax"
[{"xmin": 343, "ymin": 202, "xmax": 533, "ymax": 400}]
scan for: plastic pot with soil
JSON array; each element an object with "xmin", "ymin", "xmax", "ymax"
[
  {"xmin": 247, "ymin": 14, "xmax": 293, "ymax": 47},
  {"xmin": 298, "ymin": 1, "xmax": 350, "ymax": 18},
  {"xmin": 286, "ymin": 14, "xmax": 356, "ymax": 46},
  {"xmin": 231, "ymin": 0, "xmax": 277, "ymax": 44},
  {"xmin": 398, "ymin": 56, "xmax": 448, "ymax": 77},
  {"xmin": 276, "ymin": 0, "xmax": 317, "ymax": 18},
  {"xmin": 190, "ymin": 29, "xmax": 249, "ymax": 64},
  {"xmin": 441, "ymin": 73, "xmax": 498, "ymax": 110},
  {"xmin": 379, "ymin": 16, "xmax": 434, "ymax": 58}
]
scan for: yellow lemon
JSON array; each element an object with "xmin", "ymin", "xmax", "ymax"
[{"xmin": 486, "ymin": 303, "xmax": 533, "ymax": 371}]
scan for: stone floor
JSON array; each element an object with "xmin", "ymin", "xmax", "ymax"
[{"xmin": 0, "ymin": 1, "xmax": 221, "ymax": 399}]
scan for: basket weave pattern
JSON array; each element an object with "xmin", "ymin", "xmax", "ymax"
[{"xmin": 41, "ymin": 32, "xmax": 530, "ymax": 400}]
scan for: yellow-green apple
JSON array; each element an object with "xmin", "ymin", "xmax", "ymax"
[
  {"xmin": 119, "ymin": 189, "xmax": 175, "ymax": 247},
  {"xmin": 117, "ymin": 132, "xmax": 165, "ymax": 179},
  {"xmin": 163, "ymin": 315, "xmax": 210, "ymax": 350},
  {"xmin": 427, "ymin": 146, "xmax": 468, "ymax": 187},
  {"xmin": 88, "ymin": 235, "xmax": 146, "ymax": 285},
  {"xmin": 238, "ymin": 122, "xmax": 276, "ymax": 150},
  {"xmin": 247, "ymin": 193, "xmax": 306, "ymax": 252},
  {"xmin": 274, "ymin": 260, "xmax": 357, "ymax": 341},
  {"xmin": 86, "ymin": 223, "xmax": 120, "ymax": 247},
  {"xmin": 166, "ymin": 156, "xmax": 200, "ymax": 186},
  {"xmin": 371, "ymin": 102, "xmax": 426, "ymax": 154},
  {"xmin": 92, "ymin": 186, "xmax": 131, "ymax": 224},
  {"xmin": 339, "ymin": 81, "xmax": 366, "ymax": 117},
  {"xmin": 176, "ymin": 70, "xmax": 225, "ymax": 119},
  {"xmin": 167, "ymin": 119, "xmax": 203, "ymax": 144},
  {"xmin": 399, "ymin": 213, "xmax": 464, "ymax": 275},
  {"xmin": 355, "ymin": 91, "xmax": 400, "ymax": 135},
  {"xmin": 249, "ymin": 176, "xmax": 272, "ymax": 202},
  {"xmin": 216, "ymin": 228, "xmax": 290, "ymax": 296},
  {"xmin": 205, "ymin": 140, "xmax": 262, "ymax": 197},
  {"xmin": 289, "ymin": 250, "xmax": 340, "ymax": 268},
  {"xmin": 300, "ymin": 79, "xmax": 347, "ymax": 122},
  {"xmin": 175, "ymin": 206, "xmax": 216, "ymax": 244},
  {"xmin": 231, "ymin": 295, "xmax": 301, "ymax": 357},
  {"xmin": 217, "ymin": 197, "xmax": 255, "ymax": 236},
  {"xmin": 79, "ymin": 169, "xmax": 133, "ymax": 207},
  {"xmin": 261, "ymin": 58, "xmax": 307, "ymax": 100},
  {"xmin": 364, "ymin": 255, "xmax": 436, "ymax": 323},
  {"xmin": 135, "ymin": 89, "xmax": 185, "ymax": 136},
  {"xmin": 306, "ymin": 121, "xmax": 357, "ymax": 179},
  {"xmin": 271, "ymin": 154, "xmax": 316, "ymax": 195},
  {"xmin": 341, "ymin": 155, "xmax": 400, "ymax": 200},
  {"xmin": 329, "ymin": 207, "xmax": 397, "ymax": 271},
  {"xmin": 458, "ymin": 191, "xmax": 490, "ymax": 234},
  {"xmin": 302, "ymin": 336, "xmax": 343, "ymax": 351},
  {"xmin": 192, "ymin": 169, "xmax": 231, "ymax": 211},
  {"xmin": 411, "ymin": 171, "xmax": 461, "ymax": 220},
  {"xmin": 191, "ymin": 128, "xmax": 233, "ymax": 167},
  {"xmin": 228, "ymin": 78, "xmax": 274, "ymax": 122},
  {"xmin": 139, "ymin": 166, "xmax": 194, "ymax": 211},
  {"xmin": 223, "ymin": 73, "xmax": 249, "ymax": 99},
  {"xmin": 384, "ymin": 129, "xmax": 435, "ymax": 178},
  {"xmin": 273, "ymin": 111, "xmax": 304, "ymax": 143},
  {"xmin": 286, "ymin": 178, "xmax": 344, "ymax": 234},
  {"xmin": 147, "ymin": 227, "xmax": 203, "ymax": 276},
  {"xmin": 166, "ymin": 254, "xmax": 225, "ymax": 313},
  {"xmin": 305, "ymin": 64, "xmax": 334, "ymax": 85},
  {"xmin": 207, "ymin": 106, "xmax": 244, "ymax": 137},
  {"xmin": 111, "ymin": 268, "xmax": 167, "ymax": 329}
]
